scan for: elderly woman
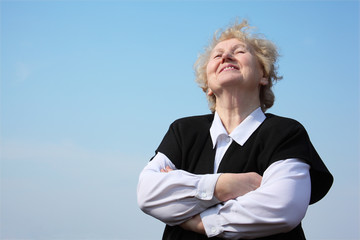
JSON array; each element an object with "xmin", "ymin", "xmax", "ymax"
[{"xmin": 137, "ymin": 20, "xmax": 333, "ymax": 240}]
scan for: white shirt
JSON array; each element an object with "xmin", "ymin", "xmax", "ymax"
[
  {"xmin": 137, "ymin": 108, "xmax": 311, "ymax": 239},
  {"xmin": 211, "ymin": 108, "xmax": 266, "ymax": 173}
]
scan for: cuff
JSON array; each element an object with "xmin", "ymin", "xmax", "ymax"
[
  {"xmin": 200, "ymin": 204, "xmax": 223, "ymax": 238},
  {"xmin": 195, "ymin": 173, "xmax": 221, "ymax": 201}
]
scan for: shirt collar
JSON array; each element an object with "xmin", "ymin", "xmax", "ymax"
[{"xmin": 210, "ymin": 107, "xmax": 266, "ymax": 148}]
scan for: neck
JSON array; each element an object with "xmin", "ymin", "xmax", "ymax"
[{"xmin": 215, "ymin": 90, "xmax": 261, "ymax": 134}]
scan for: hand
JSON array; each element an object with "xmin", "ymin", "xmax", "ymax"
[
  {"xmin": 180, "ymin": 214, "xmax": 205, "ymax": 235},
  {"xmin": 215, "ymin": 172, "xmax": 262, "ymax": 202},
  {"xmin": 160, "ymin": 166, "xmax": 174, "ymax": 173}
]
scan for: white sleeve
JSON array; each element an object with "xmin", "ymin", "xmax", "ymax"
[
  {"xmin": 137, "ymin": 152, "xmax": 221, "ymax": 226},
  {"xmin": 201, "ymin": 158, "xmax": 311, "ymax": 239}
]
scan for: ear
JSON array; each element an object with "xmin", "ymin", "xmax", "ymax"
[
  {"xmin": 259, "ymin": 77, "xmax": 269, "ymax": 86},
  {"xmin": 207, "ymin": 88, "xmax": 214, "ymax": 96}
]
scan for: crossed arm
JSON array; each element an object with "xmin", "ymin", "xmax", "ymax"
[
  {"xmin": 160, "ymin": 164, "xmax": 262, "ymax": 234},
  {"xmin": 160, "ymin": 165, "xmax": 262, "ymax": 234},
  {"xmin": 137, "ymin": 152, "xmax": 311, "ymax": 239}
]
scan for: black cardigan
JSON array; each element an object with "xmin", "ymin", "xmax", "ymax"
[{"xmin": 155, "ymin": 113, "xmax": 333, "ymax": 240}]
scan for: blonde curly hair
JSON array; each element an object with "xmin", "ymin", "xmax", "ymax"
[{"xmin": 194, "ymin": 19, "xmax": 282, "ymax": 113}]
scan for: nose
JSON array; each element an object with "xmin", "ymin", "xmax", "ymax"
[{"xmin": 221, "ymin": 51, "xmax": 234, "ymax": 63}]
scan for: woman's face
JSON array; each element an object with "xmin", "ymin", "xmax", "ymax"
[{"xmin": 206, "ymin": 38, "xmax": 268, "ymax": 96}]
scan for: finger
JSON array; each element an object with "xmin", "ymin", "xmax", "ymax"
[{"xmin": 165, "ymin": 166, "xmax": 173, "ymax": 172}]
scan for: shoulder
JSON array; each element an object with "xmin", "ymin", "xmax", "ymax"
[
  {"xmin": 170, "ymin": 114, "xmax": 214, "ymax": 130},
  {"xmin": 264, "ymin": 113, "xmax": 303, "ymax": 128},
  {"xmin": 255, "ymin": 113, "xmax": 310, "ymax": 149},
  {"xmin": 261, "ymin": 113, "xmax": 306, "ymax": 134},
  {"xmin": 163, "ymin": 114, "xmax": 214, "ymax": 143}
]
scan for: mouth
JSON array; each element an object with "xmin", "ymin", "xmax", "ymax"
[{"xmin": 219, "ymin": 64, "xmax": 239, "ymax": 73}]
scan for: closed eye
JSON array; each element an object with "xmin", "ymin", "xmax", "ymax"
[
  {"xmin": 211, "ymin": 50, "xmax": 223, "ymax": 59},
  {"xmin": 235, "ymin": 50, "xmax": 245, "ymax": 54},
  {"xmin": 233, "ymin": 44, "xmax": 247, "ymax": 54}
]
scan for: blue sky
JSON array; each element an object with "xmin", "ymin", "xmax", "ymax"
[{"xmin": 1, "ymin": 1, "xmax": 359, "ymax": 239}]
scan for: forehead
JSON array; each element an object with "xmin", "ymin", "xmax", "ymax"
[{"xmin": 212, "ymin": 38, "xmax": 248, "ymax": 51}]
